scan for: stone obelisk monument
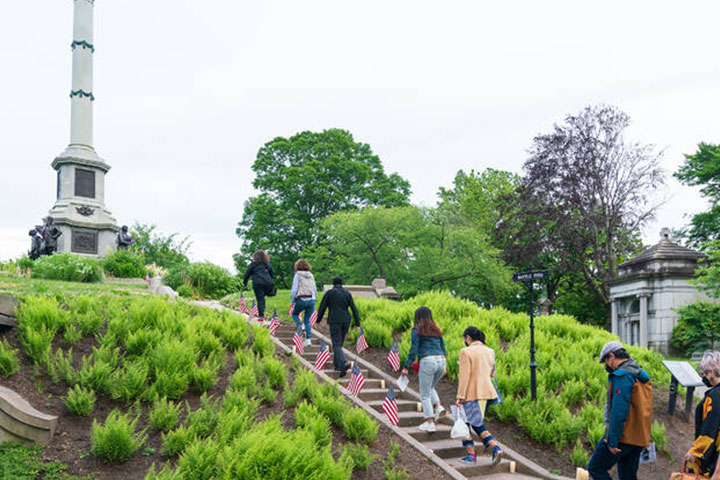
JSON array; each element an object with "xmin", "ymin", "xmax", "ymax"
[{"xmin": 48, "ymin": 0, "xmax": 117, "ymax": 256}]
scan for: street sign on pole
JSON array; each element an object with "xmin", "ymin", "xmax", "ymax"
[{"xmin": 512, "ymin": 269, "xmax": 550, "ymax": 402}]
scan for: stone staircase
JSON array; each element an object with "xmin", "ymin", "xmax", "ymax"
[{"xmin": 269, "ymin": 321, "xmax": 573, "ymax": 480}]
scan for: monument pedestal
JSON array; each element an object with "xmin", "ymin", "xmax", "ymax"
[{"xmin": 49, "ymin": 144, "xmax": 117, "ymax": 257}]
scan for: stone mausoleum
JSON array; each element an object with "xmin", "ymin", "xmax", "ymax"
[
  {"xmin": 609, "ymin": 228, "xmax": 707, "ymax": 354},
  {"xmin": 45, "ymin": 0, "xmax": 117, "ymax": 257}
]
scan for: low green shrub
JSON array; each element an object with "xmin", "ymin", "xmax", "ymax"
[
  {"xmin": 342, "ymin": 443, "xmax": 376, "ymax": 470},
  {"xmin": 190, "ymin": 358, "xmax": 220, "ymax": 393},
  {"xmin": 48, "ymin": 348, "xmax": 78, "ymax": 385},
  {"xmin": 19, "ymin": 325, "xmax": 54, "ymax": 365},
  {"xmin": 185, "ymin": 395, "xmax": 219, "ymax": 438},
  {"xmin": 315, "ymin": 391, "xmax": 347, "ymax": 427},
  {"xmin": 32, "ymin": 252, "xmax": 103, "ymax": 283},
  {"xmin": 175, "ymin": 438, "xmax": 219, "ymax": 480},
  {"xmin": 260, "ymin": 385, "xmax": 278, "ymax": 405},
  {"xmin": 652, "ymin": 420, "xmax": 670, "ymax": 456},
  {"xmin": 112, "ymin": 361, "xmax": 149, "ymax": 403},
  {"xmin": 149, "ymin": 397, "xmax": 181, "ymax": 432},
  {"xmin": 570, "ymin": 438, "xmax": 589, "ymax": 467},
  {"xmin": 295, "ymin": 401, "xmax": 332, "ymax": 447},
  {"xmin": 671, "ymin": 301, "xmax": 720, "ymax": 355},
  {"xmin": 91, "ymin": 409, "xmax": 147, "ymax": 463},
  {"xmin": 161, "ymin": 424, "xmax": 195, "ymax": 457},
  {"xmin": 0, "ymin": 338, "xmax": 20, "ymax": 378},
  {"xmin": 176, "ymin": 285, "xmax": 193, "ymax": 298},
  {"xmin": 103, "ymin": 249, "xmax": 146, "ymax": 278},
  {"xmin": 64, "ymin": 384, "xmax": 96, "ymax": 416},
  {"xmin": 252, "ymin": 325, "xmax": 275, "ymax": 357},
  {"xmin": 342, "ymin": 408, "xmax": 378, "ymax": 443},
  {"xmin": 150, "ymin": 370, "xmax": 190, "ymax": 400},
  {"xmin": 262, "ymin": 356, "xmax": 288, "ymax": 389},
  {"xmin": 164, "ymin": 262, "xmax": 239, "ymax": 299},
  {"xmin": 79, "ymin": 356, "xmax": 115, "ymax": 394},
  {"xmin": 63, "ymin": 323, "xmax": 82, "ymax": 344},
  {"xmin": 285, "ymin": 370, "xmax": 320, "ymax": 407}
]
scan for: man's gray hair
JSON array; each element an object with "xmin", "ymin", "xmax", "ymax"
[{"xmin": 699, "ymin": 350, "xmax": 720, "ymax": 377}]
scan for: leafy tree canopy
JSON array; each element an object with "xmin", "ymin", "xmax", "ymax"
[
  {"xmin": 674, "ymin": 143, "xmax": 720, "ymax": 247},
  {"xmin": 236, "ymin": 129, "xmax": 411, "ymax": 287},
  {"xmin": 131, "ymin": 223, "xmax": 191, "ymax": 269},
  {"xmin": 515, "ymin": 105, "xmax": 665, "ymax": 314},
  {"xmin": 305, "ymin": 206, "xmax": 514, "ymax": 305}
]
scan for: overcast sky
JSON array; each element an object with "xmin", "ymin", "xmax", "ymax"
[{"xmin": 1, "ymin": 1, "xmax": 718, "ymax": 273}]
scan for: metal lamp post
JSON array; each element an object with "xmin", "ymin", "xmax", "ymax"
[{"xmin": 512, "ymin": 269, "xmax": 549, "ymax": 401}]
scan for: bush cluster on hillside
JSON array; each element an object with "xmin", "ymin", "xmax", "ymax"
[
  {"xmin": 31, "ymin": 253, "xmax": 103, "ymax": 283},
  {"xmin": 102, "ymin": 249, "xmax": 147, "ymax": 278},
  {"xmin": 165, "ymin": 262, "xmax": 240, "ymax": 299},
  {"xmin": 353, "ymin": 291, "xmax": 667, "ymax": 452}
]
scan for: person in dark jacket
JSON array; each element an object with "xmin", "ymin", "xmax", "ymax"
[
  {"xmin": 588, "ymin": 341, "xmax": 651, "ymax": 480},
  {"xmin": 684, "ymin": 350, "xmax": 720, "ymax": 478},
  {"xmin": 316, "ymin": 276, "xmax": 359, "ymax": 377},
  {"xmin": 401, "ymin": 307, "xmax": 447, "ymax": 432},
  {"xmin": 242, "ymin": 250, "xmax": 275, "ymax": 320}
]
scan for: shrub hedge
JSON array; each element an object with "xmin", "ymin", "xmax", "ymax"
[{"xmin": 32, "ymin": 253, "xmax": 103, "ymax": 283}]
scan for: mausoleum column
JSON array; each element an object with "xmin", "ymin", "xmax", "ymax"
[
  {"xmin": 639, "ymin": 294, "xmax": 649, "ymax": 348},
  {"xmin": 69, "ymin": 0, "xmax": 95, "ymax": 148},
  {"xmin": 611, "ymin": 299, "xmax": 618, "ymax": 336}
]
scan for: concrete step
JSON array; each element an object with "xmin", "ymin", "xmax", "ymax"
[
  {"xmin": 356, "ymin": 388, "xmax": 394, "ymax": 401},
  {"xmin": 401, "ymin": 422, "xmax": 453, "ymax": 440},
  {"xmin": 421, "ymin": 438, "xmax": 471, "ymax": 459},
  {"xmin": 322, "ymin": 368, "xmax": 369, "ymax": 379},
  {"xmin": 467, "ymin": 473, "xmax": 540, "ymax": 480},
  {"xmin": 446, "ymin": 457, "xmax": 514, "ymax": 477},
  {"xmin": 366, "ymin": 398, "xmax": 421, "ymax": 413},
  {"xmin": 338, "ymin": 377, "xmax": 385, "ymax": 389}
]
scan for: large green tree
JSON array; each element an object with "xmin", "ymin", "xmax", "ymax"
[
  {"xmin": 674, "ymin": 143, "xmax": 720, "ymax": 248},
  {"xmin": 514, "ymin": 105, "xmax": 665, "ymax": 320},
  {"xmin": 236, "ymin": 129, "xmax": 411, "ymax": 287},
  {"xmin": 305, "ymin": 206, "xmax": 514, "ymax": 304}
]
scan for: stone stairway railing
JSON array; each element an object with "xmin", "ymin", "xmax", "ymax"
[{"xmin": 0, "ymin": 386, "xmax": 58, "ymax": 446}]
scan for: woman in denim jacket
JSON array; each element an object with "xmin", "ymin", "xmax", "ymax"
[{"xmin": 401, "ymin": 306, "xmax": 446, "ymax": 432}]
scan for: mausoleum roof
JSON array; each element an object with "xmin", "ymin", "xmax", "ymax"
[{"xmin": 620, "ymin": 237, "xmax": 705, "ymax": 269}]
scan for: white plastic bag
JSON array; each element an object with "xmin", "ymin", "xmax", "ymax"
[{"xmin": 450, "ymin": 417, "xmax": 470, "ymax": 439}]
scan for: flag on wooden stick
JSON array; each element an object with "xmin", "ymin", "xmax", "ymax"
[
  {"xmin": 382, "ymin": 385, "xmax": 399, "ymax": 425},
  {"xmin": 347, "ymin": 362, "xmax": 366, "ymax": 396},
  {"xmin": 288, "ymin": 304, "xmax": 294, "ymax": 316},
  {"xmin": 269, "ymin": 309, "xmax": 281, "ymax": 335},
  {"xmin": 314, "ymin": 340, "xmax": 331, "ymax": 371},
  {"xmin": 386, "ymin": 341, "xmax": 400, "ymax": 372},
  {"xmin": 292, "ymin": 326, "xmax": 304, "ymax": 354},
  {"xmin": 310, "ymin": 310, "xmax": 318, "ymax": 327},
  {"xmin": 356, "ymin": 327, "xmax": 369, "ymax": 354},
  {"xmin": 249, "ymin": 300, "xmax": 258, "ymax": 318},
  {"xmin": 238, "ymin": 292, "xmax": 248, "ymax": 314}
]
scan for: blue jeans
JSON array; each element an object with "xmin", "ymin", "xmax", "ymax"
[
  {"xmin": 587, "ymin": 440, "xmax": 642, "ymax": 480},
  {"xmin": 292, "ymin": 299, "xmax": 315, "ymax": 339},
  {"xmin": 419, "ymin": 355, "xmax": 446, "ymax": 419}
]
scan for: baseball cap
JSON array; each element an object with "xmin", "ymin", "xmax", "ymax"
[{"xmin": 599, "ymin": 340, "xmax": 624, "ymax": 363}]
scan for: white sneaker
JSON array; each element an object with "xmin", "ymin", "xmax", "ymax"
[
  {"xmin": 434, "ymin": 405, "xmax": 446, "ymax": 421},
  {"xmin": 303, "ymin": 338, "xmax": 312, "ymax": 347},
  {"xmin": 418, "ymin": 421, "xmax": 436, "ymax": 433}
]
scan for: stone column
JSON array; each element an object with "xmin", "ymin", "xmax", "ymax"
[
  {"xmin": 69, "ymin": 0, "xmax": 95, "ymax": 148},
  {"xmin": 611, "ymin": 299, "xmax": 618, "ymax": 336},
  {"xmin": 639, "ymin": 295, "xmax": 649, "ymax": 348}
]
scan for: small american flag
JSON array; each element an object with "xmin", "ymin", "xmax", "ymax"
[
  {"xmin": 346, "ymin": 362, "xmax": 366, "ymax": 396},
  {"xmin": 310, "ymin": 310, "xmax": 318, "ymax": 327},
  {"xmin": 292, "ymin": 326, "xmax": 304, "ymax": 354},
  {"xmin": 314, "ymin": 340, "xmax": 331, "ymax": 370},
  {"xmin": 249, "ymin": 300, "xmax": 258, "ymax": 318},
  {"xmin": 269, "ymin": 309, "xmax": 281, "ymax": 335},
  {"xmin": 382, "ymin": 385, "xmax": 399, "ymax": 425},
  {"xmin": 238, "ymin": 292, "xmax": 248, "ymax": 314},
  {"xmin": 145, "ymin": 273, "xmax": 151, "ymax": 285},
  {"xmin": 288, "ymin": 304, "xmax": 294, "ymax": 316},
  {"xmin": 386, "ymin": 341, "xmax": 400, "ymax": 372},
  {"xmin": 356, "ymin": 327, "xmax": 369, "ymax": 354}
]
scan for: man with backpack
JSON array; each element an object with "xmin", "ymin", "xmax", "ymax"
[{"xmin": 588, "ymin": 341, "xmax": 652, "ymax": 480}]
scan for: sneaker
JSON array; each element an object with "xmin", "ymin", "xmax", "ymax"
[
  {"xmin": 339, "ymin": 365, "xmax": 349, "ymax": 378},
  {"xmin": 460, "ymin": 453, "xmax": 476, "ymax": 464},
  {"xmin": 490, "ymin": 446, "xmax": 502, "ymax": 465},
  {"xmin": 418, "ymin": 421, "xmax": 436, "ymax": 433},
  {"xmin": 303, "ymin": 338, "xmax": 312, "ymax": 347},
  {"xmin": 434, "ymin": 405, "xmax": 446, "ymax": 421}
]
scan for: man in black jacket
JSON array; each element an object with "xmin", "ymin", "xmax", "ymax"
[{"xmin": 316, "ymin": 276, "xmax": 360, "ymax": 376}]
